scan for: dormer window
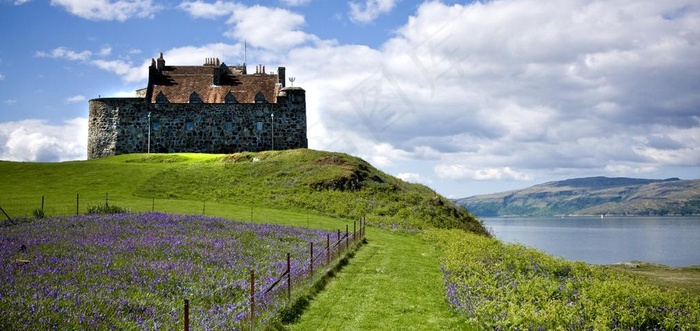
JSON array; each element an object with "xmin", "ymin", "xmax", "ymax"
[
  {"xmin": 155, "ymin": 91, "xmax": 169, "ymax": 104},
  {"xmin": 189, "ymin": 92, "xmax": 202, "ymax": 104},
  {"xmin": 224, "ymin": 91, "xmax": 238, "ymax": 104},
  {"xmin": 254, "ymin": 92, "xmax": 266, "ymax": 104}
]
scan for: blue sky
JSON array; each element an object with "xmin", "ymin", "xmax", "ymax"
[{"xmin": 1, "ymin": 0, "xmax": 699, "ymax": 198}]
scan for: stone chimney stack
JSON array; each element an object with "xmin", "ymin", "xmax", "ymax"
[
  {"xmin": 156, "ymin": 53, "xmax": 165, "ymax": 74},
  {"xmin": 278, "ymin": 67, "xmax": 286, "ymax": 87}
]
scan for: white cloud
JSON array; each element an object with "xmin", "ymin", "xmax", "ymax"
[
  {"xmin": 0, "ymin": 73, "xmax": 5, "ymax": 80},
  {"xmin": 92, "ymin": 59, "xmax": 148, "ymax": 83},
  {"xmin": 49, "ymin": 0, "xmax": 157, "ymax": 21},
  {"xmin": 4, "ymin": 99, "xmax": 17, "ymax": 105},
  {"xmin": 280, "ymin": 0, "xmax": 311, "ymax": 6},
  {"xmin": 35, "ymin": 46, "xmax": 149, "ymax": 83},
  {"xmin": 65, "ymin": 95, "xmax": 86, "ymax": 103},
  {"xmin": 348, "ymin": 0, "xmax": 397, "ymax": 23},
  {"xmin": 0, "ymin": 118, "xmax": 87, "ymax": 162},
  {"xmin": 180, "ymin": 2, "xmax": 315, "ymax": 50},
  {"xmin": 227, "ymin": 5, "xmax": 316, "ymax": 50},
  {"xmin": 178, "ymin": 0, "xmax": 237, "ymax": 19},
  {"xmin": 156, "ymin": 43, "xmax": 243, "ymax": 66},
  {"xmin": 13, "ymin": 0, "xmax": 31, "ymax": 4},
  {"xmin": 396, "ymin": 172, "xmax": 433, "ymax": 185},
  {"xmin": 283, "ymin": 0, "xmax": 700, "ymax": 191},
  {"xmin": 435, "ymin": 164, "xmax": 534, "ymax": 181},
  {"xmin": 98, "ymin": 46, "xmax": 112, "ymax": 57},
  {"xmin": 36, "ymin": 47, "xmax": 92, "ymax": 61}
]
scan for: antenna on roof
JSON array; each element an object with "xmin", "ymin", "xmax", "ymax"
[
  {"xmin": 289, "ymin": 77, "xmax": 295, "ymax": 87},
  {"xmin": 244, "ymin": 40, "xmax": 247, "ymax": 67}
]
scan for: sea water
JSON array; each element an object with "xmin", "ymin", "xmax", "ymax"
[{"xmin": 482, "ymin": 216, "xmax": 700, "ymax": 267}]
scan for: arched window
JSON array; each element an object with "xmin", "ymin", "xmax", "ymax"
[
  {"xmin": 155, "ymin": 91, "xmax": 169, "ymax": 104},
  {"xmin": 224, "ymin": 91, "xmax": 238, "ymax": 104},
  {"xmin": 189, "ymin": 92, "xmax": 202, "ymax": 104},
  {"xmin": 254, "ymin": 92, "xmax": 266, "ymax": 104}
]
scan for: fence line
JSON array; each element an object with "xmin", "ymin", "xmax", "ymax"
[{"xmin": 0, "ymin": 193, "xmax": 284, "ymax": 222}]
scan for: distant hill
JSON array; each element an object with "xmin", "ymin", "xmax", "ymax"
[{"xmin": 454, "ymin": 176, "xmax": 700, "ymax": 217}]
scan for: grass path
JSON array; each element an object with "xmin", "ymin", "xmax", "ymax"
[{"xmin": 286, "ymin": 228, "xmax": 471, "ymax": 330}]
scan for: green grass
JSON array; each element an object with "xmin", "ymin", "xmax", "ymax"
[
  {"xmin": 609, "ymin": 263, "xmax": 700, "ymax": 297},
  {"xmin": 285, "ymin": 228, "xmax": 469, "ymax": 330},
  {"xmin": 0, "ymin": 150, "xmax": 486, "ymax": 234}
]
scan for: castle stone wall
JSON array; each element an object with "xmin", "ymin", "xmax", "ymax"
[{"xmin": 88, "ymin": 88, "xmax": 307, "ymax": 159}]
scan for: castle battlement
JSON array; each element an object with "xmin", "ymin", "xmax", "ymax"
[{"xmin": 87, "ymin": 54, "xmax": 306, "ymax": 159}]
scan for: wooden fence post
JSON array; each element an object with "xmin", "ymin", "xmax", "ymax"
[
  {"xmin": 353, "ymin": 220, "xmax": 357, "ymax": 243},
  {"xmin": 0, "ymin": 205, "xmax": 11, "ymax": 221},
  {"xmin": 41, "ymin": 196, "xmax": 45, "ymax": 212},
  {"xmin": 326, "ymin": 234, "xmax": 330, "ymax": 266},
  {"xmin": 250, "ymin": 269, "xmax": 255, "ymax": 329},
  {"xmin": 76, "ymin": 193, "xmax": 79, "ymax": 215},
  {"xmin": 309, "ymin": 242, "xmax": 314, "ymax": 278},
  {"xmin": 286, "ymin": 253, "xmax": 291, "ymax": 301},
  {"xmin": 345, "ymin": 225, "xmax": 349, "ymax": 251},
  {"xmin": 184, "ymin": 299, "xmax": 189, "ymax": 331}
]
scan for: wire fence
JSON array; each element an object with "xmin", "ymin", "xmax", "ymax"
[
  {"xmin": 0, "ymin": 193, "xmax": 367, "ymax": 330},
  {"xmin": 0, "ymin": 193, "xmax": 288, "ymax": 223},
  {"xmin": 172, "ymin": 220, "xmax": 366, "ymax": 330}
]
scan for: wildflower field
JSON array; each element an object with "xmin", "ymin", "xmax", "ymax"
[
  {"xmin": 0, "ymin": 212, "xmax": 338, "ymax": 330},
  {"xmin": 426, "ymin": 229, "xmax": 700, "ymax": 330}
]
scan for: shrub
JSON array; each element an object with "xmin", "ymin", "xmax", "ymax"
[
  {"xmin": 32, "ymin": 208, "xmax": 45, "ymax": 219},
  {"xmin": 86, "ymin": 203, "xmax": 130, "ymax": 214}
]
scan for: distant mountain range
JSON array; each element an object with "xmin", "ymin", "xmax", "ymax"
[{"xmin": 454, "ymin": 177, "xmax": 700, "ymax": 217}]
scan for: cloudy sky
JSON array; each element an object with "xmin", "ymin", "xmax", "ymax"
[{"xmin": 0, "ymin": 0, "xmax": 698, "ymax": 197}]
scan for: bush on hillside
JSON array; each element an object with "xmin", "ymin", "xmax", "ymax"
[{"xmin": 86, "ymin": 203, "xmax": 130, "ymax": 214}]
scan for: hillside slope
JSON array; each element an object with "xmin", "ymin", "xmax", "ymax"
[
  {"xmin": 0, "ymin": 149, "xmax": 487, "ymax": 235},
  {"xmin": 454, "ymin": 176, "xmax": 700, "ymax": 216}
]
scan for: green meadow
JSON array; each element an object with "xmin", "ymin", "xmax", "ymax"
[{"xmin": 1, "ymin": 150, "xmax": 698, "ymax": 330}]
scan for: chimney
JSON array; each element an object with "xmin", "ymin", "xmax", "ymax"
[
  {"xmin": 278, "ymin": 67, "xmax": 286, "ymax": 87},
  {"xmin": 156, "ymin": 53, "xmax": 165, "ymax": 74}
]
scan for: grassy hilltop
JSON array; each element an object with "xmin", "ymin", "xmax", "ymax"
[{"xmin": 0, "ymin": 149, "xmax": 486, "ymax": 235}]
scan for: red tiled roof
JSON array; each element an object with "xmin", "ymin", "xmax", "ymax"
[{"xmin": 148, "ymin": 64, "xmax": 280, "ymax": 104}]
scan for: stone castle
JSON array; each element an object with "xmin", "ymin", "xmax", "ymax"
[{"xmin": 87, "ymin": 53, "xmax": 307, "ymax": 159}]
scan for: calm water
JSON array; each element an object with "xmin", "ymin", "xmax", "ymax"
[{"xmin": 482, "ymin": 216, "xmax": 700, "ymax": 267}]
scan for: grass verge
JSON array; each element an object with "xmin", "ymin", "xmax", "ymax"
[{"xmin": 608, "ymin": 262, "xmax": 700, "ymax": 298}]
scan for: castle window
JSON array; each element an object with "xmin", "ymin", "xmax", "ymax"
[
  {"xmin": 224, "ymin": 91, "xmax": 237, "ymax": 104},
  {"xmin": 155, "ymin": 91, "xmax": 169, "ymax": 104},
  {"xmin": 225, "ymin": 122, "xmax": 233, "ymax": 131},
  {"xmin": 254, "ymin": 92, "xmax": 266, "ymax": 104},
  {"xmin": 256, "ymin": 122, "xmax": 263, "ymax": 131},
  {"xmin": 189, "ymin": 92, "xmax": 202, "ymax": 104},
  {"xmin": 186, "ymin": 121, "xmax": 194, "ymax": 131}
]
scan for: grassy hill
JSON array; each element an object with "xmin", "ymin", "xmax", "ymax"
[
  {"xmin": 454, "ymin": 176, "xmax": 700, "ymax": 217},
  {"xmin": 0, "ymin": 149, "xmax": 487, "ymax": 235},
  {"xmin": 2, "ymin": 150, "xmax": 699, "ymax": 329}
]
